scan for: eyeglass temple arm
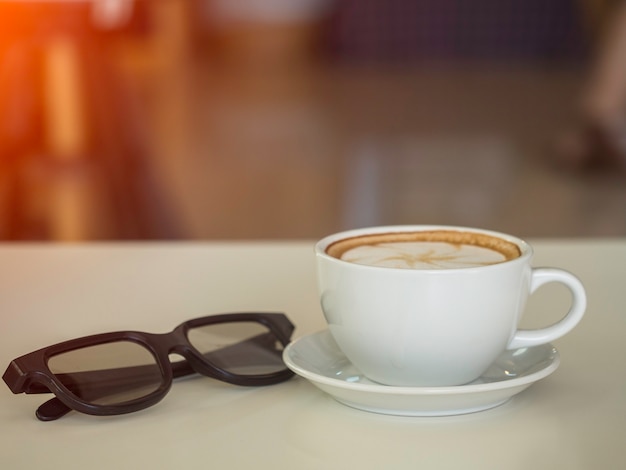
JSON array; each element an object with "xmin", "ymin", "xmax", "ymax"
[{"xmin": 34, "ymin": 332, "xmax": 283, "ymax": 420}]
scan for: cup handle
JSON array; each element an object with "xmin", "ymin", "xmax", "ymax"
[{"xmin": 507, "ymin": 268, "xmax": 587, "ymax": 350}]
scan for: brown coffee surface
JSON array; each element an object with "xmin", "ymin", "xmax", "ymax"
[{"xmin": 326, "ymin": 230, "xmax": 521, "ymax": 269}]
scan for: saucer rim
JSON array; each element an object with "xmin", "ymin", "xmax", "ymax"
[{"xmin": 283, "ymin": 329, "xmax": 560, "ymax": 396}]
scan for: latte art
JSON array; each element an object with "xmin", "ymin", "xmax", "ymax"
[
  {"xmin": 326, "ymin": 230, "xmax": 521, "ymax": 270},
  {"xmin": 341, "ymin": 241, "xmax": 507, "ymax": 269}
]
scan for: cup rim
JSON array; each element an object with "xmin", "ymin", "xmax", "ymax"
[{"xmin": 315, "ymin": 225, "xmax": 532, "ymax": 272}]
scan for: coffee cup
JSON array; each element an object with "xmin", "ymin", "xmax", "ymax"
[{"xmin": 315, "ymin": 225, "xmax": 586, "ymax": 387}]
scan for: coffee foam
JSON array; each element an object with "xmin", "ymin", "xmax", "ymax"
[{"xmin": 326, "ymin": 231, "xmax": 521, "ymax": 270}]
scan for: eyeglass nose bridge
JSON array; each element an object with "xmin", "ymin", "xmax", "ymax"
[{"xmin": 146, "ymin": 330, "xmax": 218, "ymax": 381}]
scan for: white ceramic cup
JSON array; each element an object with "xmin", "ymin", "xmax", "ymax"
[{"xmin": 315, "ymin": 225, "xmax": 587, "ymax": 387}]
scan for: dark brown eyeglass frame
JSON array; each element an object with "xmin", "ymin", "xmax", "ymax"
[{"xmin": 3, "ymin": 312, "xmax": 295, "ymax": 421}]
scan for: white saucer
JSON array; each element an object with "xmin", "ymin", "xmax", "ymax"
[{"xmin": 283, "ymin": 330, "xmax": 560, "ymax": 417}]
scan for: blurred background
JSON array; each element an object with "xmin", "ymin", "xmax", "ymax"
[{"xmin": 0, "ymin": 0, "xmax": 625, "ymax": 241}]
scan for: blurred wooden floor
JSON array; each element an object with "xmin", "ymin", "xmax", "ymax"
[
  {"xmin": 1, "ymin": 2, "xmax": 625, "ymax": 241},
  {"xmin": 143, "ymin": 58, "xmax": 626, "ymax": 240}
]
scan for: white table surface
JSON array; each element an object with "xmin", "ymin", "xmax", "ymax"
[{"xmin": 0, "ymin": 240, "xmax": 624, "ymax": 469}]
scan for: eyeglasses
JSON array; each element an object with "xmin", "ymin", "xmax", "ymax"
[{"xmin": 3, "ymin": 312, "xmax": 295, "ymax": 421}]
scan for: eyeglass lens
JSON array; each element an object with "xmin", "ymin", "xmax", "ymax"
[
  {"xmin": 47, "ymin": 341, "xmax": 163, "ymax": 406},
  {"xmin": 186, "ymin": 321, "xmax": 287, "ymax": 375}
]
